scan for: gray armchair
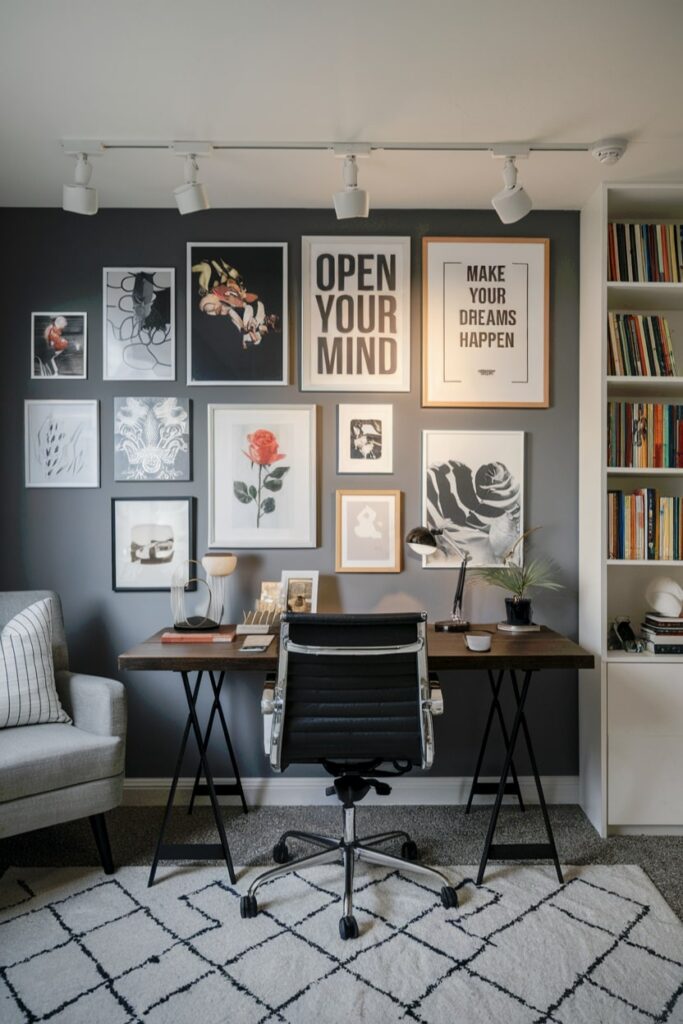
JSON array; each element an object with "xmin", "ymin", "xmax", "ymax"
[{"xmin": 0, "ymin": 591, "xmax": 126, "ymax": 873}]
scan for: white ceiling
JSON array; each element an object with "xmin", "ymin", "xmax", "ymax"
[{"xmin": 2, "ymin": 0, "xmax": 683, "ymax": 211}]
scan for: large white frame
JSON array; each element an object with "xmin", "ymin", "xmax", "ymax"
[
  {"xmin": 207, "ymin": 404, "xmax": 316, "ymax": 549},
  {"xmin": 187, "ymin": 242, "xmax": 288, "ymax": 386}
]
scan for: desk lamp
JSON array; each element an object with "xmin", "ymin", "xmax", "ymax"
[
  {"xmin": 171, "ymin": 552, "xmax": 237, "ymax": 631},
  {"xmin": 405, "ymin": 526, "xmax": 471, "ymax": 633}
]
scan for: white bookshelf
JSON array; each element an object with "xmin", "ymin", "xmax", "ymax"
[{"xmin": 579, "ymin": 183, "xmax": 683, "ymax": 836}]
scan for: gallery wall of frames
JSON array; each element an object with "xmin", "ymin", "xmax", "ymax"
[{"xmin": 0, "ymin": 206, "xmax": 580, "ymax": 779}]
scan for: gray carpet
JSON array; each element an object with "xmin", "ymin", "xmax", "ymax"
[{"xmin": 2, "ymin": 804, "xmax": 683, "ymax": 920}]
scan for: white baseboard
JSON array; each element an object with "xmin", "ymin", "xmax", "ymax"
[
  {"xmin": 122, "ymin": 775, "xmax": 579, "ymax": 807},
  {"xmin": 608, "ymin": 824, "xmax": 683, "ymax": 836}
]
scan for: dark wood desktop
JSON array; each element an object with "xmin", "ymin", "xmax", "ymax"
[{"xmin": 119, "ymin": 624, "xmax": 593, "ymax": 887}]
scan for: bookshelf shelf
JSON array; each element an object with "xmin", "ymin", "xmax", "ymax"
[
  {"xmin": 580, "ymin": 182, "xmax": 683, "ymax": 835},
  {"xmin": 606, "ymin": 467, "xmax": 683, "ymax": 475}
]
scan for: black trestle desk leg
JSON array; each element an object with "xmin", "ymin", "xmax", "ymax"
[
  {"xmin": 148, "ymin": 671, "xmax": 203, "ymax": 887},
  {"xmin": 187, "ymin": 671, "xmax": 248, "ymax": 815},
  {"xmin": 509, "ymin": 669, "xmax": 563, "ymax": 884},
  {"xmin": 181, "ymin": 671, "xmax": 237, "ymax": 884},
  {"xmin": 476, "ymin": 669, "xmax": 532, "ymax": 885},
  {"xmin": 465, "ymin": 670, "xmax": 525, "ymax": 813}
]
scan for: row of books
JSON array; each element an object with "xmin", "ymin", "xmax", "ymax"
[
  {"xmin": 607, "ymin": 313, "xmax": 676, "ymax": 377},
  {"xmin": 608, "ymin": 222, "xmax": 683, "ymax": 283},
  {"xmin": 607, "ymin": 489, "xmax": 683, "ymax": 560},
  {"xmin": 640, "ymin": 613, "xmax": 683, "ymax": 654},
  {"xmin": 607, "ymin": 402, "xmax": 683, "ymax": 468}
]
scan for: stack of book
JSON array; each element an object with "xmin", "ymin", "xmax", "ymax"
[
  {"xmin": 608, "ymin": 489, "xmax": 683, "ymax": 560},
  {"xmin": 608, "ymin": 222, "xmax": 683, "ymax": 282},
  {"xmin": 640, "ymin": 613, "xmax": 683, "ymax": 654},
  {"xmin": 607, "ymin": 401, "xmax": 683, "ymax": 468},
  {"xmin": 607, "ymin": 313, "xmax": 676, "ymax": 377}
]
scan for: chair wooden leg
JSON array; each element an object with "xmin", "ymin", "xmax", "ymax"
[{"xmin": 89, "ymin": 813, "xmax": 115, "ymax": 875}]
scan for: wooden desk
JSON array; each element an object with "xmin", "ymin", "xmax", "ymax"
[{"xmin": 119, "ymin": 624, "xmax": 593, "ymax": 886}]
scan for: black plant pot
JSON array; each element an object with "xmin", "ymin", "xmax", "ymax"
[{"xmin": 505, "ymin": 597, "xmax": 532, "ymax": 626}]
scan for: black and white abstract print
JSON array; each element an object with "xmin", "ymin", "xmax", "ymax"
[
  {"xmin": 104, "ymin": 268, "xmax": 174, "ymax": 380},
  {"xmin": 350, "ymin": 418, "xmax": 382, "ymax": 460},
  {"xmin": 423, "ymin": 431, "xmax": 524, "ymax": 567},
  {"xmin": 114, "ymin": 397, "xmax": 190, "ymax": 481}
]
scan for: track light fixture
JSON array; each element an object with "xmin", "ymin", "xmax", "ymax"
[
  {"xmin": 333, "ymin": 147, "xmax": 370, "ymax": 220},
  {"xmin": 491, "ymin": 151, "xmax": 532, "ymax": 225},
  {"xmin": 173, "ymin": 144, "xmax": 211, "ymax": 214},
  {"xmin": 62, "ymin": 152, "xmax": 98, "ymax": 215},
  {"xmin": 58, "ymin": 137, "xmax": 627, "ymax": 215}
]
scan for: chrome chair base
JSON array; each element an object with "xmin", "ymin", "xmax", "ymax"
[{"xmin": 240, "ymin": 806, "xmax": 459, "ymax": 939}]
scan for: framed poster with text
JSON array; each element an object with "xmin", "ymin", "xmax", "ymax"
[
  {"xmin": 301, "ymin": 236, "xmax": 410, "ymax": 392},
  {"xmin": 422, "ymin": 237, "xmax": 549, "ymax": 407}
]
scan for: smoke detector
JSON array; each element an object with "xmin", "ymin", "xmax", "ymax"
[{"xmin": 590, "ymin": 138, "xmax": 627, "ymax": 165}]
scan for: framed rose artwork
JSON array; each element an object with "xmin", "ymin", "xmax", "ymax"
[
  {"xmin": 421, "ymin": 430, "xmax": 524, "ymax": 568},
  {"xmin": 335, "ymin": 489, "xmax": 402, "ymax": 573},
  {"xmin": 207, "ymin": 405, "xmax": 316, "ymax": 549}
]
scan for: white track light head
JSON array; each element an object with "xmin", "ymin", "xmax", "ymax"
[
  {"xmin": 333, "ymin": 154, "xmax": 369, "ymax": 219},
  {"xmin": 62, "ymin": 153, "xmax": 98, "ymax": 215},
  {"xmin": 491, "ymin": 156, "xmax": 532, "ymax": 224},
  {"xmin": 174, "ymin": 154, "xmax": 210, "ymax": 214}
]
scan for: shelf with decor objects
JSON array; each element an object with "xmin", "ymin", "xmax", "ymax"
[{"xmin": 580, "ymin": 182, "xmax": 683, "ymax": 836}]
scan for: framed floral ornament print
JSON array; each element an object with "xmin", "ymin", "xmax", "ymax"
[
  {"xmin": 114, "ymin": 397, "xmax": 190, "ymax": 481},
  {"xmin": 207, "ymin": 405, "xmax": 317, "ymax": 549}
]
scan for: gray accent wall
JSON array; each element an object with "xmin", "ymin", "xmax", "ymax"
[{"xmin": 0, "ymin": 207, "xmax": 579, "ymax": 780}]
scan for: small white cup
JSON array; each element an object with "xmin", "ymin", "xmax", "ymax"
[{"xmin": 465, "ymin": 632, "xmax": 492, "ymax": 652}]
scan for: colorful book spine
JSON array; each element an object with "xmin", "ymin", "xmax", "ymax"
[
  {"xmin": 607, "ymin": 488, "xmax": 682, "ymax": 560},
  {"xmin": 606, "ymin": 313, "xmax": 676, "ymax": 377},
  {"xmin": 608, "ymin": 223, "xmax": 683, "ymax": 282},
  {"xmin": 607, "ymin": 402, "xmax": 683, "ymax": 467}
]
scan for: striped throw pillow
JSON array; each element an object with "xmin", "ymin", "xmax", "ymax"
[{"xmin": 0, "ymin": 598, "xmax": 71, "ymax": 728}]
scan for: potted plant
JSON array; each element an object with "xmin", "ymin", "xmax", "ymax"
[{"xmin": 472, "ymin": 531, "xmax": 563, "ymax": 626}]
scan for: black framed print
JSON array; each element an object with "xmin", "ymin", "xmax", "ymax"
[
  {"xmin": 187, "ymin": 243, "xmax": 288, "ymax": 386},
  {"xmin": 111, "ymin": 496, "xmax": 194, "ymax": 591}
]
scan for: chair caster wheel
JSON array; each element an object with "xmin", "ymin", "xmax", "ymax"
[
  {"xmin": 240, "ymin": 895, "xmax": 258, "ymax": 918},
  {"xmin": 440, "ymin": 886, "xmax": 459, "ymax": 910},
  {"xmin": 401, "ymin": 840, "xmax": 418, "ymax": 861},
  {"xmin": 273, "ymin": 841, "xmax": 290, "ymax": 864},
  {"xmin": 339, "ymin": 915, "xmax": 359, "ymax": 940}
]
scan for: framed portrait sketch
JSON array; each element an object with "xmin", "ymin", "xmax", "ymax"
[
  {"xmin": 421, "ymin": 430, "xmax": 524, "ymax": 568},
  {"xmin": 31, "ymin": 312, "xmax": 87, "ymax": 379},
  {"xmin": 336, "ymin": 489, "xmax": 401, "ymax": 573},
  {"xmin": 280, "ymin": 570, "xmax": 319, "ymax": 613},
  {"xmin": 337, "ymin": 404, "xmax": 393, "ymax": 474},
  {"xmin": 25, "ymin": 400, "xmax": 99, "ymax": 488},
  {"xmin": 111, "ymin": 496, "xmax": 194, "ymax": 592},
  {"xmin": 301, "ymin": 236, "xmax": 410, "ymax": 392},
  {"xmin": 103, "ymin": 268, "xmax": 175, "ymax": 381},
  {"xmin": 114, "ymin": 397, "xmax": 190, "ymax": 481},
  {"xmin": 422, "ymin": 237, "xmax": 549, "ymax": 407},
  {"xmin": 208, "ymin": 404, "xmax": 316, "ymax": 549},
  {"xmin": 187, "ymin": 243, "xmax": 287, "ymax": 386}
]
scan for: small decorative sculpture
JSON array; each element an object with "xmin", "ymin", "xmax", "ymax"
[
  {"xmin": 171, "ymin": 552, "xmax": 237, "ymax": 631},
  {"xmin": 645, "ymin": 577, "xmax": 683, "ymax": 618}
]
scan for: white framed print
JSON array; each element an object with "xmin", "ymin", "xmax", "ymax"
[
  {"xmin": 103, "ymin": 268, "xmax": 175, "ymax": 380},
  {"xmin": 187, "ymin": 242, "xmax": 287, "ymax": 386},
  {"xmin": 337, "ymin": 403, "xmax": 393, "ymax": 474},
  {"xmin": 280, "ymin": 570, "xmax": 320, "ymax": 613},
  {"xmin": 422, "ymin": 237, "xmax": 549, "ymax": 407},
  {"xmin": 111, "ymin": 496, "xmax": 194, "ymax": 591},
  {"xmin": 208, "ymin": 404, "xmax": 316, "ymax": 549},
  {"xmin": 31, "ymin": 312, "xmax": 87, "ymax": 379},
  {"xmin": 25, "ymin": 400, "xmax": 99, "ymax": 488},
  {"xmin": 336, "ymin": 489, "xmax": 402, "ymax": 573},
  {"xmin": 421, "ymin": 430, "xmax": 524, "ymax": 568},
  {"xmin": 301, "ymin": 236, "xmax": 410, "ymax": 392}
]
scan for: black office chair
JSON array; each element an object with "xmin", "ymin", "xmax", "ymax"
[{"xmin": 240, "ymin": 612, "xmax": 458, "ymax": 940}]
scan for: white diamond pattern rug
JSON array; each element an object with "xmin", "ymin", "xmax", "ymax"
[{"xmin": 1, "ymin": 864, "xmax": 682, "ymax": 1023}]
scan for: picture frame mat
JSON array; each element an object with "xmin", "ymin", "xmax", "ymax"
[
  {"xmin": 337, "ymin": 403, "xmax": 394, "ymax": 474},
  {"xmin": 24, "ymin": 399, "xmax": 99, "ymax": 488},
  {"xmin": 111, "ymin": 495, "xmax": 194, "ymax": 592},
  {"xmin": 335, "ymin": 489, "xmax": 402, "ymax": 573}
]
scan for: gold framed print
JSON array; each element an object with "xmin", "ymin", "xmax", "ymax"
[{"xmin": 335, "ymin": 489, "xmax": 401, "ymax": 573}]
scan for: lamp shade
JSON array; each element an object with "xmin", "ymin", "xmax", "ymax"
[{"xmin": 405, "ymin": 526, "xmax": 439, "ymax": 557}]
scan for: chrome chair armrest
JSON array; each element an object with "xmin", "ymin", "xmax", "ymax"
[
  {"xmin": 262, "ymin": 673, "xmax": 281, "ymax": 756},
  {"xmin": 425, "ymin": 671, "xmax": 444, "ymax": 716}
]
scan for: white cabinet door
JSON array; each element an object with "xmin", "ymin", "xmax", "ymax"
[{"xmin": 607, "ymin": 662, "xmax": 683, "ymax": 825}]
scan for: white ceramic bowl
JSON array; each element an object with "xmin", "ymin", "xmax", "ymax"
[{"xmin": 465, "ymin": 632, "xmax": 492, "ymax": 652}]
